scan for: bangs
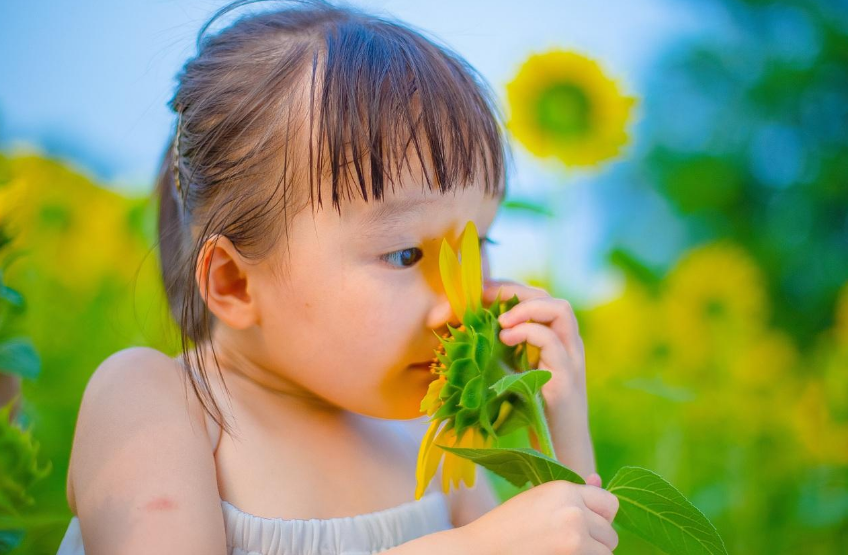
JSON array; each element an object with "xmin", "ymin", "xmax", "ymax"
[{"xmin": 306, "ymin": 14, "xmax": 507, "ymax": 210}]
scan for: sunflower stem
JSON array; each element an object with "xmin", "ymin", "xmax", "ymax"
[{"xmin": 529, "ymin": 391, "xmax": 556, "ymax": 460}]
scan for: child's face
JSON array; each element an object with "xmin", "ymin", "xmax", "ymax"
[{"xmin": 246, "ymin": 174, "xmax": 501, "ymax": 421}]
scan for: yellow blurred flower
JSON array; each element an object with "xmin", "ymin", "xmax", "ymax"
[
  {"xmin": 583, "ymin": 281, "xmax": 662, "ymax": 384},
  {"xmin": 662, "ymin": 241, "xmax": 768, "ymax": 371},
  {"xmin": 790, "ymin": 380, "xmax": 848, "ymax": 466},
  {"xmin": 0, "ymin": 155, "xmax": 147, "ymax": 294},
  {"xmin": 724, "ymin": 330, "xmax": 800, "ymax": 438},
  {"xmin": 506, "ymin": 49, "xmax": 637, "ymax": 168}
]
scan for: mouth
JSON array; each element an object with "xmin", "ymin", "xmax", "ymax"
[
  {"xmin": 408, "ymin": 362, "xmax": 434, "ymax": 371},
  {"xmin": 408, "ymin": 356, "xmax": 439, "ymax": 371}
]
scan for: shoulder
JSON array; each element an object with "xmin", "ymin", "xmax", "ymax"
[{"xmin": 66, "ymin": 346, "xmax": 227, "ymax": 554}]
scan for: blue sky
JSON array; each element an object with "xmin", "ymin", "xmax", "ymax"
[{"xmin": 0, "ymin": 0, "xmax": 701, "ymax": 303}]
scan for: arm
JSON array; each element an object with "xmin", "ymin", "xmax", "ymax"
[
  {"xmin": 381, "ymin": 525, "xmax": 479, "ymax": 554},
  {"xmin": 67, "ymin": 347, "xmax": 227, "ymax": 555},
  {"xmin": 447, "ymin": 468, "xmax": 500, "ymax": 528}
]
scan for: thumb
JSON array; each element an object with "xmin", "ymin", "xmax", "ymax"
[{"xmin": 586, "ymin": 472, "xmax": 603, "ymax": 488}]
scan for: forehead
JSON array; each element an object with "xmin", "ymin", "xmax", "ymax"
[{"xmin": 346, "ymin": 182, "xmax": 501, "ymax": 237}]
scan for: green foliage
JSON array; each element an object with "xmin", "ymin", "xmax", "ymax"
[
  {"xmin": 440, "ymin": 445, "xmax": 586, "ymax": 487},
  {"xmin": 607, "ymin": 467, "xmax": 728, "ymax": 555},
  {"xmin": 0, "ymin": 153, "xmax": 180, "ymax": 553},
  {"xmin": 0, "ymin": 399, "xmax": 51, "ymax": 516},
  {"xmin": 443, "ymin": 443, "xmax": 728, "ymax": 555}
]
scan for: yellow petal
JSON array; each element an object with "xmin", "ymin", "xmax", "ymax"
[
  {"xmin": 439, "ymin": 239, "xmax": 465, "ymax": 322},
  {"xmin": 460, "ymin": 221, "xmax": 482, "ymax": 313},
  {"xmin": 527, "ymin": 343, "xmax": 541, "ymax": 368},
  {"xmin": 420, "ymin": 375, "xmax": 446, "ymax": 415},
  {"xmin": 438, "ymin": 426, "xmax": 457, "ymax": 494},
  {"xmin": 415, "ymin": 419, "xmax": 442, "ymax": 499},
  {"xmin": 492, "ymin": 400, "xmax": 513, "ymax": 431},
  {"xmin": 460, "ymin": 428, "xmax": 478, "ymax": 488}
]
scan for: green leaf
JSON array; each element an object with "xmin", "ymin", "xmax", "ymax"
[
  {"xmin": 501, "ymin": 198, "xmax": 556, "ymax": 218},
  {"xmin": 0, "ymin": 400, "xmax": 52, "ymax": 515},
  {"xmin": 490, "ymin": 369, "xmax": 552, "ymax": 399},
  {"xmin": 0, "ymin": 338, "xmax": 40, "ymax": 380},
  {"xmin": 606, "ymin": 466, "xmax": 728, "ymax": 555},
  {"xmin": 439, "ymin": 446, "xmax": 585, "ymax": 488},
  {"xmin": 0, "ymin": 285, "xmax": 23, "ymax": 308}
]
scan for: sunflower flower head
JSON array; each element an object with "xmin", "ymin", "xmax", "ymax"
[
  {"xmin": 414, "ymin": 221, "xmax": 535, "ymax": 499},
  {"xmin": 506, "ymin": 49, "xmax": 637, "ymax": 168}
]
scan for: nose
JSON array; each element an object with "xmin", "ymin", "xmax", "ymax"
[{"xmin": 426, "ymin": 293, "xmax": 461, "ymax": 331}]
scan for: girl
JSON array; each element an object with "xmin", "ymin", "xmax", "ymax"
[{"xmin": 58, "ymin": 1, "xmax": 619, "ymax": 553}]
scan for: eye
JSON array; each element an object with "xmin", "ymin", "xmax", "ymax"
[{"xmin": 380, "ymin": 247, "xmax": 424, "ymax": 269}]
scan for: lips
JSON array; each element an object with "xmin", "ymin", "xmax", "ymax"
[{"xmin": 409, "ymin": 360, "xmax": 435, "ymax": 370}]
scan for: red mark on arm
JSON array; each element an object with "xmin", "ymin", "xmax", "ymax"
[{"xmin": 143, "ymin": 496, "xmax": 178, "ymax": 511}]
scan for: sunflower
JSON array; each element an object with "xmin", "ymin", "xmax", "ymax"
[
  {"xmin": 506, "ymin": 49, "xmax": 637, "ymax": 168},
  {"xmin": 662, "ymin": 241, "xmax": 768, "ymax": 371},
  {"xmin": 414, "ymin": 220, "xmax": 523, "ymax": 499}
]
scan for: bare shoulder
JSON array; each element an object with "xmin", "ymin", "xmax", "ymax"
[
  {"xmin": 66, "ymin": 346, "xmax": 226, "ymax": 554},
  {"xmin": 399, "ymin": 419, "xmax": 500, "ymax": 529}
]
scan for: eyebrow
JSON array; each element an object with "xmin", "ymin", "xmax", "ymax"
[{"xmin": 358, "ymin": 197, "xmax": 442, "ymax": 235}]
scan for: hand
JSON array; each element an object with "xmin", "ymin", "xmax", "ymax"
[
  {"xmin": 483, "ymin": 278, "xmax": 596, "ymax": 477},
  {"xmin": 464, "ymin": 478, "xmax": 619, "ymax": 555}
]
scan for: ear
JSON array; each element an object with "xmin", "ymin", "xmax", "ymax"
[{"xmin": 195, "ymin": 234, "xmax": 260, "ymax": 330}]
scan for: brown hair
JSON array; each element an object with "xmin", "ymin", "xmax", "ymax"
[{"xmin": 154, "ymin": 0, "xmax": 510, "ymax": 435}]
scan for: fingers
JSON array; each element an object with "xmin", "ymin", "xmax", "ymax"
[
  {"xmin": 584, "ymin": 506, "xmax": 619, "ymax": 552},
  {"xmin": 498, "ymin": 296, "xmax": 581, "ymax": 347},
  {"xmin": 586, "ymin": 473, "xmax": 603, "ymax": 488},
  {"xmin": 482, "ymin": 279, "xmax": 549, "ymax": 304},
  {"xmin": 586, "ymin": 537, "xmax": 615, "ymax": 555},
  {"xmin": 498, "ymin": 322, "xmax": 570, "ymax": 368},
  {"xmin": 486, "ymin": 280, "xmax": 583, "ymax": 360},
  {"xmin": 580, "ymin": 484, "xmax": 620, "ymax": 524}
]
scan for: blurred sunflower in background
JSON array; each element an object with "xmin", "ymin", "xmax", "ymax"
[{"xmin": 506, "ymin": 49, "xmax": 637, "ymax": 168}]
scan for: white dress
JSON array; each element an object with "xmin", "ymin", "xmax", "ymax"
[
  {"xmin": 55, "ymin": 419, "xmax": 453, "ymax": 554},
  {"xmin": 56, "ymin": 490, "xmax": 452, "ymax": 555}
]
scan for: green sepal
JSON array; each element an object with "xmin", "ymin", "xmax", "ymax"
[
  {"xmin": 492, "ymin": 398, "xmax": 534, "ymax": 437},
  {"xmin": 473, "ymin": 335, "xmax": 492, "ymax": 374},
  {"xmin": 443, "ymin": 340, "xmax": 471, "ymax": 360},
  {"xmin": 453, "ymin": 408, "xmax": 477, "ymax": 436},
  {"xmin": 460, "ymin": 375, "xmax": 483, "ymax": 409},
  {"xmin": 446, "ymin": 322, "xmax": 469, "ymax": 342},
  {"xmin": 478, "ymin": 399, "xmax": 497, "ymax": 438},
  {"xmin": 438, "ymin": 381, "xmax": 462, "ymax": 401},
  {"xmin": 448, "ymin": 358, "xmax": 478, "ymax": 386},
  {"xmin": 433, "ymin": 390, "xmax": 461, "ymax": 419}
]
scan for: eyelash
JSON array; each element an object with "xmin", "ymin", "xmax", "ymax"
[{"xmin": 380, "ymin": 236, "xmax": 498, "ymax": 269}]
